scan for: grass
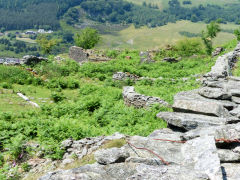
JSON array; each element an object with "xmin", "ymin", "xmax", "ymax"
[{"xmin": 98, "ymin": 21, "xmax": 239, "ymax": 50}]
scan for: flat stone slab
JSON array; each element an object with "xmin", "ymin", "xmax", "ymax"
[
  {"xmin": 157, "ymin": 112, "xmax": 226, "ymax": 131},
  {"xmin": 198, "ymin": 87, "xmax": 231, "ymax": 100},
  {"xmin": 182, "ymin": 123, "xmax": 240, "ymax": 141},
  {"xmin": 173, "ymin": 99, "xmax": 230, "ymax": 117},
  {"xmin": 174, "ymin": 89, "xmax": 236, "ymax": 110}
]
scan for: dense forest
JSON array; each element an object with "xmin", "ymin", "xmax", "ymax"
[{"xmin": 1, "ymin": 0, "xmax": 240, "ymax": 30}]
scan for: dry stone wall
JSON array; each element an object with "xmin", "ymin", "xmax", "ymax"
[{"xmin": 122, "ymin": 86, "xmax": 169, "ymax": 108}]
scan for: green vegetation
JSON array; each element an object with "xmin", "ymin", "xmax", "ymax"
[
  {"xmin": 36, "ymin": 35, "xmax": 61, "ymax": 54},
  {"xmin": 74, "ymin": 27, "xmax": 100, "ymax": 49},
  {"xmin": 202, "ymin": 21, "xmax": 221, "ymax": 55}
]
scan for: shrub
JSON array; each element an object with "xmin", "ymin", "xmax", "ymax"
[
  {"xmin": 1, "ymin": 82, "xmax": 12, "ymax": 89},
  {"xmin": 74, "ymin": 27, "xmax": 100, "ymax": 49},
  {"xmin": 51, "ymin": 92, "xmax": 65, "ymax": 103},
  {"xmin": 174, "ymin": 38, "xmax": 204, "ymax": 56}
]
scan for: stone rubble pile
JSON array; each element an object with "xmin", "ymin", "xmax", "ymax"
[
  {"xmin": 39, "ymin": 43, "xmax": 240, "ymax": 180},
  {"xmin": 0, "ymin": 55, "xmax": 47, "ymax": 65}
]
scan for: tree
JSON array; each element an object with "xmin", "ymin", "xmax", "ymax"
[
  {"xmin": 74, "ymin": 27, "xmax": 100, "ymax": 49},
  {"xmin": 201, "ymin": 21, "xmax": 221, "ymax": 55},
  {"xmin": 234, "ymin": 28, "xmax": 240, "ymax": 41},
  {"xmin": 36, "ymin": 35, "xmax": 60, "ymax": 54}
]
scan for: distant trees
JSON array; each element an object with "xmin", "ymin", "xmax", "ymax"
[
  {"xmin": 201, "ymin": 21, "xmax": 221, "ymax": 55},
  {"xmin": 74, "ymin": 28, "xmax": 100, "ymax": 49},
  {"xmin": 36, "ymin": 35, "xmax": 61, "ymax": 54}
]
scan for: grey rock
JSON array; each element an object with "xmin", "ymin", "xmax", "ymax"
[
  {"xmin": 182, "ymin": 123, "xmax": 240, "ymax": 141},
  {"xmin": 221, "ymin": 163, "xmax": 240, "ymax": 180},
  {"xmin": 148, "ymin": 128, "xmax": 183, "ymax": 141},
  {"xmin": 174, "ymin": 89, "xmax": 236, "ymax": 109},
  {"xmin": 218, "ymin": 149, "xmax": 240, "ymax": 162},
  {"xmin": 212, "ymin": 47, "xmax": 224, "ymax": 57},
  {"xmin": 127, "ymin": 164, "xmax": 209, "ymax": 180},
  {"xmin": 230, "ymin": 106, "xmax": 240, "ymax": 118},
  {"xmin": 173, "ymin": 99, "xmax": 230, "ymax": 117},
  {"xmin": 123, "ymin": 86, "xmax": 169, "ymax": 108},
  {"xmin": 198, "ymin": 87, "xmax": 231, "ymax": 100},
  {"xmin": 181, "ymin": 136, "xmax": 222, "ymax": 179},
  {"xmin": 232, "ymin": 96, "xmax": 240, "ymax": 104},
  {"xmin": 113, "ymin": 72, "xmax": 139, "ymax": 81},
  {"xmin": 61, "ymin": 139, "xmax": 73, "ymax": 149},
  {"xmin": 126, "ymin": 135, "xmax": 183, "ymax": 164},
  {"xmin": 94, "ymin": 147, "xmax": 129, "ymax": 165},
  {"xmin": 157, "ymin": 112, "xmax": 226, "ymax": 131}
]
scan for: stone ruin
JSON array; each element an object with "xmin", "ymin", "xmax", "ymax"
[
  {"xmin": 69, "ymin": 46, "xmax": 111, "ymax": 63},
  {"xmin": 37, "ymin": 43, "xmax": 240, "ymax": 180},
  {"xmin": 0, "ymin": 55, "xmax": 47, "ymax": 65}
]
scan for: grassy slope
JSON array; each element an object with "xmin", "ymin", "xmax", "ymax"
[{"xmin": 98, "ymin": 21, "xmax": 239, "ymax": 50}]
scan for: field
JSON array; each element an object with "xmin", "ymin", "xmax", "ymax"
[
  {"xmin": 98, "ymin": 21, "xmax": 240, "ymax": 50},
  {"xmin": 126, "ymin": 0, "xmax": 239, "ymax": 9}
]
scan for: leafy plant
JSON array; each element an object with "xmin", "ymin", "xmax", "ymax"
[{"xmin": 74, "ymin": 27, "xmax": 100, "ymax": 49}]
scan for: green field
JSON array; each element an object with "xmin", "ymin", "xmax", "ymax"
[
  {"xmin": 98, "ymin": 21, "xmax": 239, "ymax": 50},
  {"xmin": 126, "ymin": 0, "xmax": 240, "ymax": 9}
]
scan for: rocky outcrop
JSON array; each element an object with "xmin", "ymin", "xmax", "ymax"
[
  {"xmin": 122, "ymin": 86, "xmax": 169, "ymax": 108},
  {"xmin": 212, "ymin": 47, "xmax": 224, "ymax": 57},
  {"xmin": 113, "ymin": 72, "xmax": 140, "ymax": 81}
]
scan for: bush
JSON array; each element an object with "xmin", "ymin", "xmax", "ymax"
[
  {"xmin": 174, "ymin": 38, "xmax": 205, "ymax": 56},
  {"xmin": 51, "ymin": 92, "xmax": 65, "ymax": 103},
  {"xmin": 74, "ymin": 27, "xmax": 100, "ymax": 49},
  {"xmin": 1, "ymin": 82, "xmax": 12, "ymax": 89}
]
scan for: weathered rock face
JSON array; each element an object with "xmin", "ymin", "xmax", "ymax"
[
  {"xmin": 69, "ymin": 46, "xmax": 89, "ymax": 63},
  {"xmin": 122, "ymin": 86, "xmax": 169, "ymax": 108}
]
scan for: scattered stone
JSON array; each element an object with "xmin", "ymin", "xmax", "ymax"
[
  {"xmin": 94, "ymin": 147, "xmax": 130, "ymax": 165},
  {"xmin": 113, "ymin": 72, "xmax": 139, "ymax": 81}
]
